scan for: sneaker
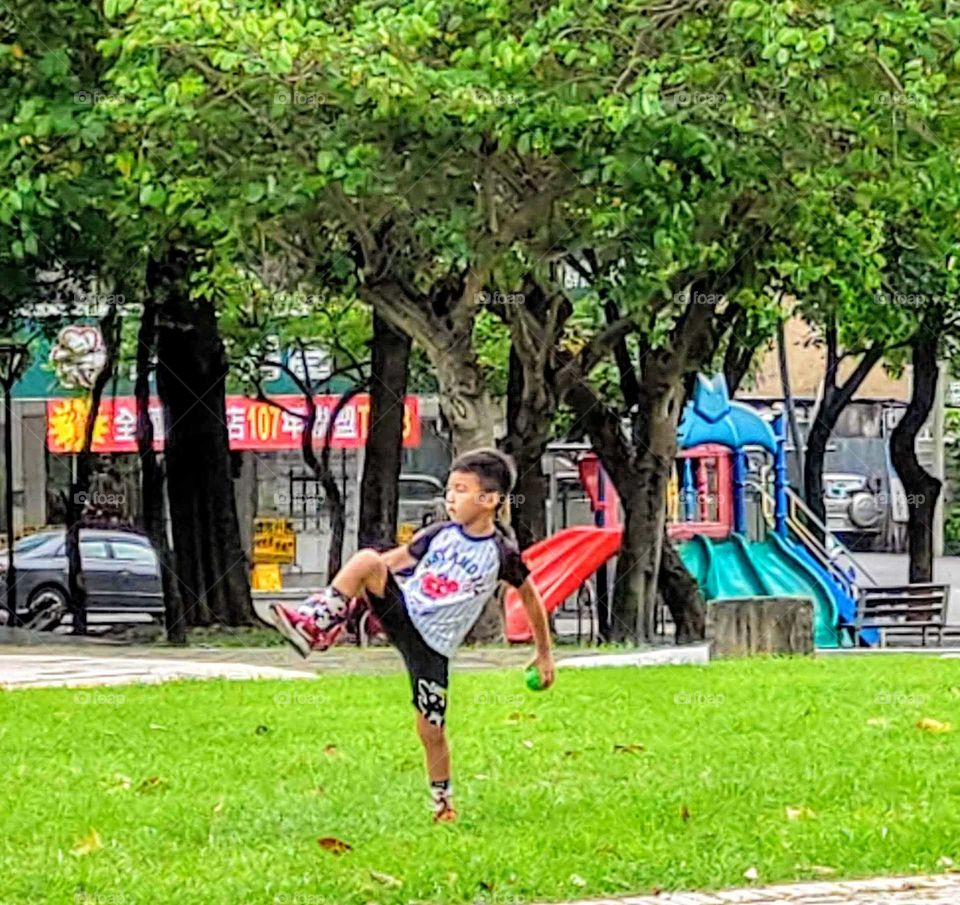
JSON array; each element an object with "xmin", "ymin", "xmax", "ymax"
[
  {"xmin": 433, "ymin": 802, "xmax": 458, "ymax": 824},
  {"xmin": 270, "ymin": 603, "xmax": 344, "ymax": 658}
]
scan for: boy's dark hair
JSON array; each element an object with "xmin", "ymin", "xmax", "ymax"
[{"xmin": 449, "ymin": 448, "xmax": 516, "ymax": 497}]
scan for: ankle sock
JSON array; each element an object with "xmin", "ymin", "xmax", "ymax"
[
  {"xmin": 430, "ymin": 779, "xmax": 453, "ymax": 812},
  {"xmin": 301, "ymin": 586, "xmax": 350, "ymax": 629}
]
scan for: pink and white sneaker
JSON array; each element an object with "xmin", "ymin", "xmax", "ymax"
[{"xmin": 270, "ymin": 603, "xmax": 345, "ymax": 658}]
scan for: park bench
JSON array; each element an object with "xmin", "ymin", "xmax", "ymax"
[{"xmin": 854, "ymin": 583, "xmax": 952, "ymax": 647}]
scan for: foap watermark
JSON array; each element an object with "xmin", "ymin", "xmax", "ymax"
[
  {"xmin": 475, "ymin": 290, "xmax": 525, "ymax": 307},
  {"xmin": 474, "ymin": 691, "xmax": 525, "ymax": 707},
  {"xmin": 875, "ymin": 290, "xmax": 945, "ymax": 308},
  {"xmin": 74, "ymin": 90, "xmax": 121, "ymax": 107},
  {"xmin": 273, "ymin": 894, "xmax": 327, "ymax": 905},
  {"xmin": 75, "ymin": 491, "xmax": 126, "ymax": 507},
  {"xmin": 465, "ymin": 87, "xmax": 524, "ymax": 107},
  {"xmin": 667, "ymin": 90, "xmax": 727, "ymax": 108},
  {"xmin": 674, "ymin": 289, "xmax": 725, "ymax": 306},
  {"xmin": 874, "ymin": 91, "xmax": 923, "ymax": 108},
  {"xmin": 75, "ymin": 894, "xmax": 128, "ymax": 905},
  {"xmin": 874, "ymin": 690, "xmax": 928, "ymax": 707},
  {"xmin": 674, "ymin": 690, "xmax": 725, "ymax": 706},
  {"xmin": 273, "ymin": 690, "xmax": 328, "ymax": 707},
  {"xmin": 677, "ymin": 489, "xmax": 715, "ymax": 507},
  {"xmin": 275, "ymin": 90, "xmax": 325, "ymax": 108},
  {"xmin": 75, "ymin": 690, "xmax": 126, "ymax": 706},
  {"xmin": 74, "ymin": 291, "xmax": 126, "ymax": 309}
]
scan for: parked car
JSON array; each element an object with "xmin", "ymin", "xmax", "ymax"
[
  {"xmin": 0, "ymin": 528, "xmax": 164, "ymax": 626},
  {"xmin": 397, "ymin": 474, "xmax": 446, "ymax": 542},
  {"xmin": 823, "ymin": 471, "xmax": 884, "ymax": 547}
]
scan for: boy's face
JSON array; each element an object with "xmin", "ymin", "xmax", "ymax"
[{"xmin": 445, "ymin": 469, "xmax": 500, "ymax": 524}]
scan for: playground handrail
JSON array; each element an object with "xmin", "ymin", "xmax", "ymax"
[{"xmin": 744, "ymin": 478, "xmax": 878, "ymax": 592}]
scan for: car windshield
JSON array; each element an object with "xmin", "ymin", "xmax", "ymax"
[{"xmin": 13, "ymin": 534, "xmax": 55, "ymax": 554}]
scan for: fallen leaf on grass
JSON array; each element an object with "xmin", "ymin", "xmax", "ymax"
[
  {"xmin": 370, "ymin": 869, "xmax": 402, "ymax": 888},
  {"xmin": 680, "ymin": 805, "xmax": 691, "ymax": 822},
  {"xmin": 866, "ymin": 718, "xmax": 889, "ymax": 728},
  {"xmin": 614, "ymin": 743, "xmax": 645, "ymax": 754},
  {"xmin": 255, "ymin": 725, "xmax": 270, "ymax": 736},
  {"xmin": 323, "ymin": 744, "xmax": 338, "ymax": 755},
  {"xmin": 570, "ymin": 874, "xmax": 587, "ymax": 887},
  {"xmin": 137, "ymin": 776, "xmax": 166, "ymax": 793},
  {"xmin": 808, "ymin": 865, "xmax": 836, "ymax": 876},
  {"xmin": 317, "ymin": 837, "xmax": 352, "ymax": 855},
  {"xmin": 950, "ymin": 687, "xmax": 960, "ymax": 698},
  {"xmin": 70, "ymin": 828, "xmax": 102, "ymax": 857},
  {"xmin": 148, "ymin": 724, "xmax": 167, "ymax": 731},
  {"xmin": 786, "ymin": 806, "xmax": 816, "ymax": 822},
  {"xmin": 213, "ymin": 799, "xmax": 224, "ymax": 814},
  {"xmin": 309, "ymin": 787, "xmax": 326, "ymax": 797},
  {"xmin": 474, "ymin": 774, "xmax": 489, "ymax": 781},
  {"xmin": 916, "ymin": 718, "xmax": 954, "ymax": 733},
  {"xmin": 505, "ymin": 711, "xmax": 537, "ymax": 724},
  {"xmin": 743, "ymin": 867, "xmax": 758, "ymax": 881},
  {"xmin": 938, "ymin": 856, "xmax": 955, "ymax": 868},
  {"xmin": 563, "ymin": 750, "xmax": 580, "ymax": 758},
  {"xmin": 522, "ymin": 739, "xmax": 534, "ymax": 749}
]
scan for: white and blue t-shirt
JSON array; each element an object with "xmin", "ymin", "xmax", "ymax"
[{"xmin": 399, "ymin": 521, "xmax": 530, "ymax": 658}]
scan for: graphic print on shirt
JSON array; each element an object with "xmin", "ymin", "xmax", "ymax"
[{"xmin": 401, "ymin": 522, "xmax": 530, "ymax": 658}]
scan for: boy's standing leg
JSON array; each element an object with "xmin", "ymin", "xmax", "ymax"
[{"xmin": 418, "ymin": 713, "xmax": 455, "ymax": 822}]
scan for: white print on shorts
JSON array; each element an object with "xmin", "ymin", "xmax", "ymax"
[{"xmin": 416, "ymin": 678, "xmax": 447, "ymax": 725}]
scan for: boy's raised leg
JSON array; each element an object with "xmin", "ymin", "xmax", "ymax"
[{"xmin": 272, "ymin": 549, "xmax": 388, "ymax": 657}]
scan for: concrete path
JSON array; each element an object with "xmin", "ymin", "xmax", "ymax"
[
  {"xmin": 0, "ymin": 653, "xmax": 315, "ymax": 689},
  {"xmin": 542, "ymin": 873, "xmax": 960, "ymax": 904},
  {"xmin": 0, "ymin": 641, "xmax": 710, "ymax": 688}
]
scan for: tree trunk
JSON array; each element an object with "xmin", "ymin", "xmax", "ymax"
[
  {"xmin": 803, "ymin": 328, "xmax": 883, "ymax": 535},
  {"xmin": 502, "ymin": 345, "xmax": 550, "ymax": 550},
  {"xmin": 777, "ymin": 318, "xmax": 804, "ymax": 491},
  {"xmin": 658, "ymin": 539, "xmax": 706, "ymax": 642},
  {"xmin": 135, "ymin": 291, "xmax": 185, "ymax": 642},
  {"xmin": 434, "ymin": 360, "xmax": 499, "ymax": 454},
  {"xmin": 609, "ymin": 370, "xmax": 687, "ymax": 642},
  {"xmin": 151, "ymin": 247, "xmax": 252, "ymax": 627},
  {"xmin": 65, "ymin": 304, "xmax": 120, "ymax": 634},
  {"xmin": 891, "ymin": 323, "xmax": 942, "ymax": 583},
  {"xmin": 358, "ymin": 313, "xmax": 411, "ymax": 549}
]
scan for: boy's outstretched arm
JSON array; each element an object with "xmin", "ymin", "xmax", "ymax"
[{"xmin": 517, "ymin": 578, "xmax": 556, "ymax": 688}]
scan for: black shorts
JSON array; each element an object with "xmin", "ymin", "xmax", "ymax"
[{"xmin": 367, "ymin": 573, "xmax": 450, "ymax": 727}]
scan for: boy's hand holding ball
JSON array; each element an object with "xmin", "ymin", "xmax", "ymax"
[{"xmin": 525, "ymin": 650, "xmax": 555, "ymax": 691}]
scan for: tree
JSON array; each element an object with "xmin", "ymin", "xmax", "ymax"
[
  {"xmin": 358, "ymin": 313, "xmax": 412, "ymax": 549},
  {"xmin": 148, "ymin": 246, "xmax": 253, "ymax": 626}
]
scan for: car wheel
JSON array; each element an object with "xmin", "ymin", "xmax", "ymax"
[{"xmin": 25, "ymin": 585, "xmax": 69, "ymax": 631}]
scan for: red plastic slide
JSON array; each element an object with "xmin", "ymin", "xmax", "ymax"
[{"xmin": 504, "ymin": 526, "xmax": 622, "ymax": 642}]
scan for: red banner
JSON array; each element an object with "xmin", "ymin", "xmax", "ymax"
[{"xmin": 46, "ymin": 395, "xmax": 421, "ymax": 453}]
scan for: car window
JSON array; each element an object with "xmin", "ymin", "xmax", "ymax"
[
  {"xmin": 13, "ymin": 534, "xmax": 53, "ymax": 554},
  {"xmin": 399, "ymin": 480, "xmax": 444, "ymax": 501},
  {"xmin": 111, "ymin": 542, "xmax": 156, "ymax": 564},
  {"xmin": 79, "ymin": 540, "xmax": 110, "ymax": 561}
]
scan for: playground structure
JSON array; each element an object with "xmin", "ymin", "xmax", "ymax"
[{"xmin": 505, "ymin": 374, "xmax": 881, "ymax": 647}]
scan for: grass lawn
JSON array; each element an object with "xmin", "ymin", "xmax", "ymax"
[{"xmin": 3, "ymin": 656, "xmax": 960, "ymax": 905}]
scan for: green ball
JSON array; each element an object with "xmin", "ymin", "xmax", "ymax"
[{"xmin": 524, "ymin": 664, "xmax": 543, "ymax": 691}]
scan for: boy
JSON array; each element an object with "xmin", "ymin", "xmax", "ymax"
[{"xmin": 270, "ymin": 448, "xmax": 555, "ymax": 823}]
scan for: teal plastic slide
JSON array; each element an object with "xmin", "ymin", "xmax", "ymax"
[{"xmin": 678, "ymin": 534, "xmax": 842, "ymax": 648}]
